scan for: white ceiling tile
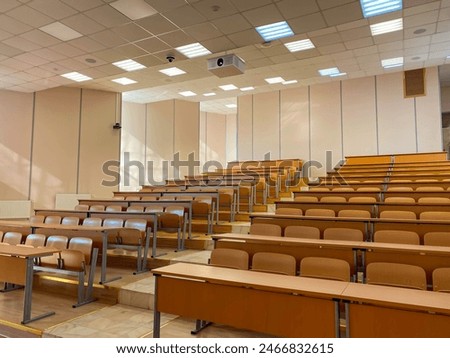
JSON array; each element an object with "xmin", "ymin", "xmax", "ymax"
[
  {"xmin": 31, "ymin": 47, "xmax": 66, "ymax": 61},
  {"xmin": 0, "ymin": 42, "xmax": 23, "ymax": 57},
  {"xmin": 20, "ymin": 29, "xmax": 61, "ymax": 46},
  {"xmin": 1, "ymin": 57, "xmax": 34, "ymax": 70},
  {"xmin": 0, "ymin": 28, "xmax": 14, "ymax": 41},
  {"xmin": 322, "ymin": 2, "xmax": 363, "ymax": 27},
  {"xmin": 2, "ymin": 35, "xmax": 40, "ymax": 51},
  {"xmin": 136, "ymin": 14, "xmax": 178, "ymax": 35},
  {"xmin": 289, "ymin": 13, "xmax": 327, "ymax": 34},
  {"xmin": 404, "ymin": 10, "xmax": 439, "ymax": 28},
  {"xmin": 227, "ymin": 29, "xmax": 262, "ymax": 48},
  {"xmin": 6, "ymin": 4, "xmax": 53, "ymax": 27},
  {"xmin": 192, "ymin": 0, "xmax": 238, "ymax": 20},
  {"xmin": 404, "ymin": 23, "xmax": 437, "ymax": 39},
  {"xmin": 158, "ymin": 30, "xmax": 196, "ymax": 48},
  {"xmin": 61, "ymin": 13, "xmax": 106, "ymax": 36},
  {"xmin": 0, "ymin": 14, "xmax": 32, "ymax": 34},
  {"xmin": 112, "ymin": 23, "xmax": 152, "ymax": 42},
  {"xmin": 373, "ymin": 31, "xmax": 404, "ymax": 44},
  {"xmin": 318, "ymin": 43, "xmax": 347, "ymax": 55},
  {"xmin": 437, "ymin": 19, "xmax": 450, "ymax": 32},
  {"xmin": 0, "ymin": 0, "xmax": 21, "ymax": 12},
  {"xmin": 211, "ymin": 14, "xmax": 252, "ymax": 35},
  {"xmin": 68, "ymin": 37, "xmax": 106, "ymax": 53},
  {"xmin": 14, "ymin": 52, "xmax": 48, "ymax": 66},
  {"xmin": 317, "ymin": 0, "xmax": 356, "ymax": 11},
  {"xmin": 163, "ymin": 5, "xmax": 207, "ymax": 28},
  {"xmin": 430, "ymin": 40, "xmax": 450, "ymax": 52},
  {"xmin": 404, "ymin": 35, "xmax": 432, "ymax": 48},
  {"xmin": 116, "ymin": 43, "xmax": 148, "ymax": 58},
  {"xmin": 49, "ymin": 42, "xmax": 85, "ymax": 57},
  {"xmin": 440, "ymin": 6, "xmax": 450, "ymax": 21},
  {"xmin": 277, "ymin": 0, "xmax": 319, "ymax": 19},
  {"xmin": 311, "ymin": 33, "xmax": 342, "ymax": 47},
  {"xmin": 141, "ymin": 0, "xmax": 187, "ymax": 13},
  {"xmin": 56, "ymin": 58, "xmax": 89, "ymax": 71},
  {"xmin": 24, "ymin": 66, "xmax": 56, "ymax": 77},
  {"xmin": 269, "ymin": 53, "xmax": 297, "ymax": 64},
  {"xmin": 91, "ymin": 63, "xmax": 124, "ymax": 76},
  {"xmin": 242, "ymin": 4, "xmax": 284, "ymax": 27},
  {"xmin": 339, "ymin": 26, "xmax": 372, "ymax": 42},
  {"xmin": 228, "ymin": 0, "xmax": 271, "ymax": 12},
  {"xmin": 336, "ymin": 19, "xmax": 369, "ymax": 31},
  {"xmin": 403, "ymin": 0, "xmax": 440, "ymax": 15},
  {"xmin": 61, "ymin": 0, "xmax": 103, "ymax": 11},
  {"xmin": 85, "ymin": 4, "xmax": 131, "ymax": 27},
  {"xmin": 378, "ymin": 40, "xmax": 404, "ymax": 52},
  {"xmin": 134, "ymin": 36, "xmax": 171, "ymax": 53},
  {"xmin": 404, "ymin": 46, "xmax": 429, "ymax": 56},
  {"xmin": 89, "ymin": 30, "xmax": 128, "ymax": 48},
  {"xmin": 184, "ymin": 22, "xmax": 223, "ymax": 41},
  {"xmin": 28, "ymin": 0, "xmax": 77, "ymax": 19},
  {"xmin": 344, "ymin": 37, "xmax": 375, "ymax": 50},
  {"xmin": 201, "ymin": 36, "xmax": 236, "ymax": 53},
  {"xmin": 11, "ymin": 70, "xmax": 41, "ymax": 81}
]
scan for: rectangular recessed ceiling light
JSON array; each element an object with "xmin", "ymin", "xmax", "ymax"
[
  {"xmin": 284, "ymin": 39, "xmax": 315, "ymax": 52},
  {"xmin": 265, "ymin": 77, "xmax": 285, "ymax": 84},
  {"xmin": 381, "ymin": 57, "xmax": 403, "ymax": 68},
  {"xmin": 360, "ymin": 0, "xmax": 402, "ymax": 18},
  {"xmin": 370, "ymin": 18, "xmax": 403, "ymax": 36},
  {"xmin": 175, "ymin": 43, "xmax": 211, "ymax": 58},
  {"xmin": 113, "ymin": 59, "xmax": 146, "ymax": 71},
  {"xmin": 256, "ymin": 21, "xmax": 294, "ymax": 42},
  {"xmin": 159, "ymin": 67, "xmax": 186, "ymax": 76},
  {"xmin": 111, "ymin": 77, "xmax": 137, "ymax": 85},
  {"xmin": 203, "ymin": 92, "xmax": 216, "ymax": 97},
  {"xmin": 219, "ymin": 84, "xmax": 238, "ymax": 91},
  {"xmin": 330, "ymin": 72, "xmax": 347, "ymax": 77},
  {"xmin": 110, "ymin": 0, "xmax": 157, "ymax": 20},
  {"xmin": 319, "ymin": 67, "xmax": 340, "ymax": 76},
  {"xmin": 282, "ymin": 80, "xmax": 298, "ymax": 85},
  {"xmin": 61, "ymin": 72, "xmax": 92, "ymax": 82},
  {"xmin": 179, "ymin": 91, "xmax": 197, "ymax": 97},
  {"xmin": 226, "ymin": 104, "xmax": 237, "ymax": 108},
  {"xmin": 39, "ymin": 22, "xmax": 83, "ymax": 41},
  {"xmin": 240, "ymin": 86, "xmax": 255, "ymax": 91}
]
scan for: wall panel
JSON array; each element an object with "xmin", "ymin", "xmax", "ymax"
[
  {"xmin": 253, "ymin": 92, "xmax": 280, "ymax": 160},
  {"xmin": 377, "ymin": 72, "xmax": 416, "ymax": 154},
  {"xmin": 79, "ymin": 90, "xmax": 120, "ymax": 199},
  {"xmin": 415, "ymin": 67, "xmax": 443, "ymax": 152},
  {"xmin": 0, "ymin": 90, "xmax": 33, "ymax": 200},
  {"xmin": 342, "ymin": 77, "xmax": 378, "ymax": 156},
  {"xmin": 204, "ymin": 112, "xmax": 226, "ymax": 171},
  {"xmin": 310, "ymin": 82, "xmax": 343, "ymax": 177},
  {"xmin": 226, "ymin": 114, "xmax": 237, "ymax": 164},
  {"xmin": 32, "ymin": 87, "xmax": 80, "ymax": 208},
  {"xmin": 237, "ymin": 95, "xmax": 253, "ymax": 161},
  {"xmin": 280, "ymin": 87, "xmax": 310, "ymax": 161},
  {"xmin": 120, "ymin": 101, "xmax": 146, "ymax": 191}
]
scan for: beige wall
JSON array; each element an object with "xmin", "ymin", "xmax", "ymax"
[
  {"xmin": 0, "ymin": 87, "xmax": 120, "ymax": 209},
  {"xmin": 237, "ymin": 67, "xmax": 443, "ymax": 176},
  {"xmin": 200, "ymin": 111, "xmax": 227, "ymax": 172}
]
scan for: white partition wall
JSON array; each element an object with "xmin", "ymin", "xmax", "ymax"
[
  {"xmin": 235, "ymin": 67, "xmax": 442, "ymax": 174},
  {"xmin": 226, "ymin": 114, "xmax": 237, "ymax": 164},
  {"xmin": 200, "ymin": 112, "xmax": 227, "ymax": 172}
]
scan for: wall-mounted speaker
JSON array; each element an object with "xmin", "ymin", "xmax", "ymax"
[{"xmin": 404, "ymin": 68, "xmax": 425, "ymax": 98}]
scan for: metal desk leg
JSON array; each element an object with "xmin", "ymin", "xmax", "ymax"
[
  {"xmin": 153, "ymin": 275, "xmax": 161, "ymax": 338},
  {"xmin": 22, "ymin": 258, "xmax": 55, "ymax": 324},
  {"xmin": 100, "ymin": 231, "xmax": 121, "ymax": 285}
]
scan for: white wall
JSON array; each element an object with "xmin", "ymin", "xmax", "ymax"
[{"xmin": 237, "ymin": 67, "xmax": 443, "ymax": 176}]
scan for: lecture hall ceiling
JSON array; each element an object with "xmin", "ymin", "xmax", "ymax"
[{"xmin": 0, "ymin": 0, "xmax": 449, "ymax": 113}]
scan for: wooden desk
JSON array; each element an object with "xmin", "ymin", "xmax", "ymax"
[
  {"xmin": 152, "ymin": 262, "xmax": 347, "ymax": 338},
  {"xmin": 342, "ymin": 282, "xmax": 450, "ymax": 337},
  {"xmin": 0, "ymin": 245, "xmax": 59, "ymax": 324},
  {"xmin": 293, "ymin": 190, "xmax": 381, "ymax": 201},
  {"xmin": 212, "ymin": 233, "xmax": 360, "ymax": 279}
]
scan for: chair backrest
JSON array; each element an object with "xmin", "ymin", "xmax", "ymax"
[
  {"xmin": 44, "ymin": 215, "xmax": 61, "ymax": 224},
  {"xmin": 357, "ymin": 187, "xmax": 380, "ymax": 192},
  {"xmin": 418, "ymin": 197, "xmax": 450, "ymax": 204},
  {"xmin": 61, "ymin": 216, "xmax": 80, "ymax": 226},
  {"xmin": 294, "ymin": 196, "xmax": 319, "ymax": 202},
  {"xmin": 126, "ymin": 206, "xmax": 144, "ymax": 212},
  {"xmin": 423, "ymin": 232, "xmax": 450, "ymax": 247},
  {"xmin": 323, "ymin": 227, "xmax": 364, "ymax": 242},
  {"xmin": 379, "ymin": 210, "xmax": 416, "ymax": 220},
  {"xmin": 45, "ymin": 235, "xmax": 69, "ymax": 249},
  {"xmin": 29, "ymin": 215, "xmax": 45, "ymax": 224},
  {"xmin": 0, "ymin": 231, "xmax": 3, "ymax": 240},
  {"xmin": 124, "ymin": 218, "xmax": 147, "ymax": 232},
  {"xmin": 176, "ymin": 195, "xmax": 193, "ymax": 201},
  {"xmin": 103, "ymin": 218, "xmax": 124, "ymax": 228},
  {"xmin": 384, "ymin": 197, "xmax": 416, "ymax": 203},
  {"xmin": 331, "ymin": 187, "xmax": 354, "ymax": 192},
  {"xmin": 304, "ymin": 208, "xmax": 335, "ymax": 217},
  {"xmin": 165, "ymin": 205, "xmax": 185, "ymax": 217},
  {"xmin": 386, "ymin": 186, "xmax": 413, "ymax": 192},
  {"xmin": 366, "ymin": 262, "xmax": 427, "ymax": 290},
  {"xmin": 209, "ymin": 248, "xmax": 249, "ymax": 270},
  {"xmin": 338, "ymin": 209, "xmax": 371, "ymax": 218},
  {"xmin": 284, "ymin": 225, "xmax": 320, "ymax": 239},
  {"xmin": 82, "ymin": 217, "xmax": 102, "ymax": 227},
  {"xmin": 432, "ymin": 268, "xmax": 450, "ymax": 292},
  {"xmin": 68, "ymin": 237, "xmax": 93, "ymax": 264},
  {"xmin": 320, "ymin": 196, "xmax": 346, "ymax": 203},
  {"xmin": 24, "ymin": 234, "xmax": 46, "ymax": 248},
  {"xmin": 348, "ymin": 196, "xmax": 377, "ymax": 203},
  {"xmin": 105, "ymin": 205, "xmax": 123, "ymax": 212},
  {"xmin": 144, "ymin": 205, "xmax": 164, "ymax": 213},
  {"xmin": 275, "ymin": 208, "xmax": 302, "ymax": 216},
  {"xmin": 2, "ymin": 232, "xmax": 22, "ymax": 245},
  {"xmin": 300, "ymin": 257, "xmax": 350, "ymax": 282},
  {"xmin": 420, "ymin": 211, "xmax": 450, "ymax": 220},
  {"xmin": 59, "ymin": 249, "xmax": 86, "ymax": 271},
  {"xmin": 74, "ymin": 204, "xmax": 89, "ymax": 211},
  {"xmin": 309, "ymin": 187, "xmax": 329, "ymax": 192},
  {"xmin": 89, "ymin": 205, "xmax": 105, "ymax": 211},
  {"xmin": 416, "ymin": 186, "xmax": 444, "ymax": 192},
  {"xmin": 373, "ymin": 230, "xmax": 420, "ymax": 245},
  {"xmin": 251, "ymin": 252, "xmax": 296, "ymax": 276},
  {"xmin": 249, "ymin": 223, "xmax": 282, "ymax": 236},
  {"xmin": 191, "ymin": 201, "xmax": 210, "ymax": 216},
  {"xmin": 125, "ymin": 196, "xmax": 141, "ymax": 201}
]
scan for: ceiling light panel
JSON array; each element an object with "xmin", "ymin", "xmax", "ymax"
[
  {"xmin": 256, "ymin": 21, "xmax": 294, "ymax": 42},
  {"xmin": 265, "ymin": 77, "xmax": 285, "ymax": 84},
  {"xmin": 110, "ymin": 0, "xmax": 157, "ymax": 20},
  {"xmin": 113, "ymin": 59, "xmax": 146, "ymax": 71},
  {"xmin": 360, "ymin": 0, "xmax": 402, "ymax": 18},
  {"xmin": 61, "ymin": 72, "xmax": 92, "ymax": 82},
  {"xmin": 226, "ymin": 104, "xmax": 237, "ymax": 108},
  {"xmin": 240, "ymin": 86, "xmax": 255, "ymax": 91},
  {"xmin": 284, "ymin": 39, "xmax": 315, "ymax": 53},
  {"xmin": 319, "ymin": 67, "xmax": 340, "ymax": 76},
  {"xmin": 381, "ymin": 57, "xmax": 403, "ymax": 68},
  {"xmin": 112, "ymin": 77, "xmax": 137, "ymax": 85},
  {"xmin": 203, "ymin": 92, "xmax": 216, "ymax": 96},
  {"xmin": 179, "ymin": 91, "xmax": 197, "ymax": 97},
  {"xmin": 159, "ymin": 67, "xmax": 186, "ymax": 76},
  {"xmin": 370, "ymin": 18, "xmax": 403, "ymax": 36},
  {"xmin": 39, "ymin": 22, "xmax": 83, "ymax": 41},
  {"xmin": 283, "ymin": 80, "xmax": 298, "ymax": 85},
  {"xmin": 219, "ymin": 84, "xmax": 238, "ymax": 91},
  {"xmin": 175, "ymin": 43, "xmax": 211, "ymax": 58}
]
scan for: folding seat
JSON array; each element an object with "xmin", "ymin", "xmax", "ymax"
[
  {"xmin": 82, "ymin": 217, "xmax": 102, "ymax": 227},
  {"xmin": 44, "ymin": 215, "xmax": 62, "ymax": 224},
  {"xmin": 424, "ymin": 232, "xmax": 450, "ymax": 247},
  {"xmin": 158, "ymin": 206, "xmax": 186, "ymax": 251},
  {"xmin": 323, "ymin": 228, "xmax": 363, "ymax": 242},
  {"xmin": 2, "ymin": 232, "xmax": 22, "ymax": 245},
  {"xmin": 432, "ymin": 268, "xmax": 450, "ymax": 292},
  {"xmin": 379, "ymin": 210, "xmax": 416, "ymax": 220},
  {"xmin": 274, "ymin": 208, "xmax": 302, "ymax": 216},
  {"xmin": 338, "ymin": 209, "xmax": 371, "ymax": 218},
  {"xmin": 304, "ymin": 208, "xmax": 335, "ymax": 217},
  {"xmin": 209, "ymin": 248, "xmax": 249, "ymax": 270},
  {"xmin": 284, "ymin": 225, "xmax": 320, "ymax": 239},
  {"xmin": 373, "ymin": 230, "xmax": 420, "ymax": 245},
  {"xmin": 61, "ymin": 216, "xmax": 80, "ymax": 226}
]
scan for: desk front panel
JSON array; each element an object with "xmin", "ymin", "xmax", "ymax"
[
  {"xmin": 0, "ymin": 255, "xmax": 27, "ymax": 285},
  {"xmin": 156, "ymin": 276, "xmax": 337, "ymax": 338}
]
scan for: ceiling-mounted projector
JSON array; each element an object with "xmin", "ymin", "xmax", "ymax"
[{"xmin": 207, "ymin": 54, "xmax": 245, "ymax": 78}]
